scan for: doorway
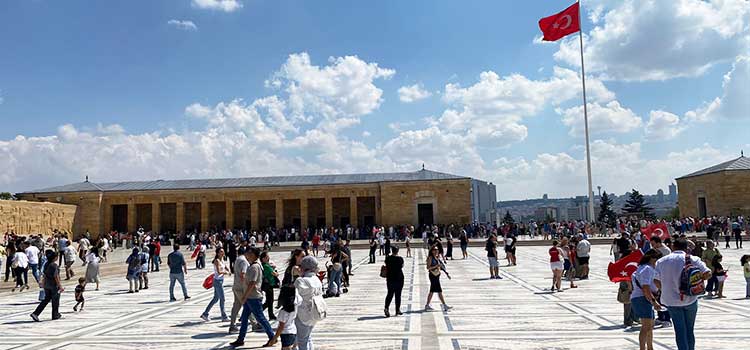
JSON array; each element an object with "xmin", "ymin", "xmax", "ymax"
[
  {"xmin": 698, "ymin": 197, "xmax": 707, "ymax": 218},
  {"xmin": 418, "ymin": 203, "xmax": 434, "ymax": 228}
]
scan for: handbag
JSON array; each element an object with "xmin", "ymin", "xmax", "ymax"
[
  {"xmin": 380, "ymin": 265, "xmax": 388, "ymax": 278},
  {"xmin": 202, "ymin": 274, "xmax": 214, "ymax": 289}
]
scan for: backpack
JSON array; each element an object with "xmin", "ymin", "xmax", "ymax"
[
  {"xmin": 679, "ymin": 254, "xmax": 705, "ymax": 299},
  {"xmin": 309, "ymin": 293, "xmax": 328, "ymax": 323}
]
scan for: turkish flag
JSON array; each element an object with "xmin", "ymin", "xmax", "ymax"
[
  {"xmin": 539, "ymin": 2, "xmax": 581, "ymax": 42},
  {"xmin": 642, "ymin": 222, "xmax": 670, "ymax": 241},
  {"xmin": 607, "ymin": 250, "xmax": 643, "ymax": 283},
  {"xmin": 191, "ymin": 243, "xmax": 201, "ymax": 259}
]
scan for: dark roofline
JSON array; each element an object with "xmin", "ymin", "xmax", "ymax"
[
  {"xmin": 19, "ymin": 170, "xmax": 472, "ymax": 195},
  {"xmin": 675, "ymin": 155, "xmax": 750, "ymax": 180}
]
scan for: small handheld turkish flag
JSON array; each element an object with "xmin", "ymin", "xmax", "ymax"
[
  {"xmin": 641, "ymin": 222, "xmax": 670, "ymax": 241},
  {"xmin": 539, "ymin": 2, "xmax": 581, "ymax": 42},
  {"xmin": 607, "ymin": 250, "xmax": 644, "ymax": 283}
]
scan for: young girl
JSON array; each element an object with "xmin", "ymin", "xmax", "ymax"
[
  {"xmin": 742, "ymin": 255, "xmax": 750, "ymax": 298},
  {"xmin": 268, "ymin": 287, "xmax": 299, "ymax": 349},
  {"xmin": 713, "ymin": 255, "xmax": 727, "ymax": 298},
  {"xmin": 74, "ymin": 277, "xmax": 86, "ymax": 312}
]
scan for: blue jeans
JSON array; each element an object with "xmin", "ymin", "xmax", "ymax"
[
  {"xmin": 327, "ymin": 267, "xmax": 342, "ymax": 295},
  {"xmin": 745, "ymin": 277, "xmax": 750, "ymax": 297},
  {"xmin": 295, "ymin": 318, "xmax": 314, "ymax": 350},
  {"xmin": 169, "ymin": 273, "xmax": 188, "ymax": 300},
  {"xmin": 202, "ymin": 277, "xmax": 226, "ymax": 319},
  {"xmin": 667, "ymin": 302, "xmax": 698, "ymax": 350},
  {"xmin": 29, "ymin": 263, "xmax": 39, "ymax": 283},
  {"xmin": 237, "ymin": 298, "xmax": 273, "ymax": 342}
]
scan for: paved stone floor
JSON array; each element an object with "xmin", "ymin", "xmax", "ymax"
[{"xmin": 2, "ymin": 245, "xmax": 750, "ymax": 349}]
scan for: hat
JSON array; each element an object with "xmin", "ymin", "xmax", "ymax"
[{"xmin": 300, "ymin": 256, "xmax": 319, "ymax": 273}]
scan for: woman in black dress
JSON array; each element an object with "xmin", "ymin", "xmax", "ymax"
[
  {"xmin": 425, "ymin": 247, "xmax": 451, "ymax": 312},
  {"xmin": 384, "ymin": 246, "xmax": 404, "ymax": 317}
]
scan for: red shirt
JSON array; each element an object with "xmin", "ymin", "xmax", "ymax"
[
  {"xmin": 549, "ymin": 247, "xmax": 561, "ymax": 262},
  {"xmin": 312, "ymin": 235, "xmax": 320, "ymax": 245}
]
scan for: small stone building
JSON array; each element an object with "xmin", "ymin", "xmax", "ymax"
[
  {"xmin": 676, "ymin": 155, "xmax": 750, "ymax": 218},
  {"xmin": 16, "ymin": 169, "xmax": 483, "ymax": 237}
]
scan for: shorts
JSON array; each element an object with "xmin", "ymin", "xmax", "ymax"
[
  {"xmin": 280, "ymin": 333, "xmax": 296, "ymax": 347},
  {"xmin": 631, "ymin": 296, "xmax": 654, "ymax": 319},
  {"xmin": 504, "ymin": 246, "xmax": 516, "ymax": 254},
  {"xmin": 577, "ymin": 256, "xmax": 590, "ymax": 265},
  {"xmin": 550, "ymin": 261, "xmax": 564, "ymax": 271},
  {"xmin": 488, "ymin": 257, "xmax": 498, "ymax": 268}
]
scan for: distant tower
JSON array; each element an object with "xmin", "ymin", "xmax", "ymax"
[
  {"xmin": 657, "ymin": 189, "xmax": 665, "ymax": 203},
  {"xmin": 542, "ymin": 193, "xmax": 549, "ymax": 200},
  {"xmin": 597, "ymin": 186, "xmax": 602, "ymax": 197},
  {"xmin": 668, "ymin": 183, "xmax": 677, "ymax": 202}
]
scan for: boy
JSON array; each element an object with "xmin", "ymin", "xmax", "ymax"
[{"xmin": 74, "ymin": 277, "xmax": 86, "ymax": 312}]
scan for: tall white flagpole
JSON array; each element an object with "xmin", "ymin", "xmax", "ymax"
[{"xmin": 577, "ymin": 0, "xmax": 595, "ymax": 223}]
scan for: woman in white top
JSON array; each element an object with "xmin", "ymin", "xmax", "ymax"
[
  {"xmin": 85, "ymin": 247, "xmax": 101, "ymax": 290},
  {"xmin": 631, "ymin": 249, "xmax": 664, "ymax": 350},
  {"xmin": 12, "ymin": 246, "xmax": 30, "ymax": 291},
  {"xmin": 295, "ymin": 256, "xmax": 324, "ymax": 350},
  {"xmin": 201, "ymin": 248, "xmax": 230, "ymax": 322}
]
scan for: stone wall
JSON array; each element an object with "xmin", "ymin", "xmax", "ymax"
[
  {"xmin": 677, "ymin": 171, "xmax": 750, "ymax": 217},
  {"xmin": 0, "ymin": 200, "xmax": 78, "ymax": 236}
]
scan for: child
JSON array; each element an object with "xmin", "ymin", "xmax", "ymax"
[
  {"xmin": 139, "ymin": 248, "xmax": 150, "ymax": 289},
  {"xmin": 267, "ymin": 287, "xmax": 299, "ymax": 349},
  {"xmin": 74, "ymin": 277, "xmax": 86, "ymax": 312},
  {"xmin": 741, "ymin": 255, "xmax": 750, "ymax": 298},
  {"xmin": 713, "ymin": 255, "xmax": 727, "ymax": 298}
]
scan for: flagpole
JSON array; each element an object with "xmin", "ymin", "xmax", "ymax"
[{"xmin": 577, "ymin": 0, "xmax": 595, "ymax": 223}]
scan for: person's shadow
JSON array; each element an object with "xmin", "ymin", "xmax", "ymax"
[
  {"xmin": 2, "ymin": 320, "xmax": 36, "ymax": 325},
  {"xmin": 173, "ymin": 320, "xmax": 204, "ymax": 327},
  {"xmin": 191, "ymin": 332, "xmax": 227, "ymax": 339}
]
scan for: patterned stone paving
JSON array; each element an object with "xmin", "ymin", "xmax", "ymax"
[{"xmin": 2, "ymin": 245, "xmax": 750, "ymax": 349}]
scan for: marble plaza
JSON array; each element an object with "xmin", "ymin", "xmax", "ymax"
[{"xmin": 2, "ymin": 245, "xmax": 750, "ymax": 350}]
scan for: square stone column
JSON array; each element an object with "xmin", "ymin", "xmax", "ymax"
[
  {"xmin": 275, "ymin": 198, "xmax": 284, "ymax": 229},
  {"xmin": 127, "ymin": 202, "xmax": 136, "ymax": 233},
  {"xmin": 350, "ymin": 196, "xmax": 358, "ymax": 227},
  {"xmin": 325, "ymin": 197, "xmax": 333, "ymax": 227},
  {"xmin": 226, "ymin": 199, "xmax": 234, "ymax": 231},
  {"xmin": 151, "ymin": 201, "xmax": 160, "ymax": 234},
  {"xmin": 104, "ymin": 203, "xmax": 113, "ymax": 233},
  {"xmin": 300, "ymin": 197, "xmax": 308, "ymax": 232},
  {"xmin": 176, "ymin": 202, "xmax": 184, "ymax": 234},
  {"xmin": 200, "ymin": 200, "xmax": 209, "ymax": 232},
  {"xmin": 250, "ymin": 199, "xmax": 259, "ymax": 232}
]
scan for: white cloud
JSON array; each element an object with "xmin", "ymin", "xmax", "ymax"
[
  {"xmin": 555, "ymin": 0, "xmax": 750, "ymax": 81},
  {"xmin": 645, "ymin": 110, "xmax": 685, "ymax": 140},
  {"xmin": 191, "ymin": 0, "xmax": 242, "ymax": 12},
  {"xmin": 268, "ymin": 52, "xmax": 395, "ymax": 130},
  {"xmin": 167, "ymin": 19, "xmax": 198, "ymax": 31},
  {"xmin": 558, "ymin": 101, "xmax": 643, "ymax": 136},
  {"xmin": 397, "ymin": 83, "xmax": 432, "ymax": 103},
  {"xmin": 361, "ymin": 131, "xmax": 371, "ymax": 137},
  {"xmin": 686, "ymin": 55, "xmax": 750, "ymax": 122}
]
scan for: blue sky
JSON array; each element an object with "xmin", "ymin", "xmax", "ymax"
[{"xmin": 1, "ymin": 0, "xmax": 748, "ymax": 199}]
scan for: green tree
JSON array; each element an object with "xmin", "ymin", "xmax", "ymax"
[
  {"xmin": 622, "ymin": 189, "xmax": 654, "ymax": 219},
  {"xmin": 503, "ymin": 210, "xmax": 515, "ymax": 225},
  {"xmin": 597, "ymin": 191, "xmax": 617, "ymax": 227},
  {"xmin": 0, "ymin": 192, "xmax": 15, "ymax": 200}
]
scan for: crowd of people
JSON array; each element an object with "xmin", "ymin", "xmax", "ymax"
[{"xmin": 1, "ymin": 214, "xmax": 748, "ymax": 350}]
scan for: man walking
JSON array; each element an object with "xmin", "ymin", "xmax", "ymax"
[
  {"xmin": 576, "ymin": 234, "xmax": 591, "ymax": 279},
  {"xmin": 230, "ymin": 247, "xmax": 274, "ymax": 347},
  {"xmin": 485, "ymin": 235, "xmax": 501, "ymax": 279},
  {"xmin": 655, "ymin": 239, "xmax": 711, "ymax": 350},
  {"xmin": 31, "ymin": 251, "xmax": 63, "ymax": 322},
  {"xmin": 167, "ymin": 244, "xmax": 190, "ymax": 301},
  {"xmin": 228, "ymin": 247, "xmax": 252, "ymax": 333}
]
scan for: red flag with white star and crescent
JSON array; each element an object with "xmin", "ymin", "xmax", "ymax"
[
  {"xmin": 538, "ymin": 2, "xmax": 581, "ymax": 42},
  {"xmin": 641, "ymin": 222, "xmax": 670, "ymax": 241},
  {"xmin": 607, "ymin": 250, "xmax": 644, "ymax": 283}
]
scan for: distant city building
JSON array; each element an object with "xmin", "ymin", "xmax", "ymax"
[
  {"xmin": 534, "ymin": 206, "xmax": 559, "ymax": 222},
  {"xmin": 668, "ymin": 183, "xmax": 677, "ymax": 203},
  {"xmin": 657, "ymin": 189, "xmax": 665, "ymax": 203},
  {"xmin": 676, "ymin": 154, "xmax": 750, "ymax": 217},
  {"xmin": 471, "ymin": 179, "xmax": 497, "ymax": 223},
  {"xmin": 542, "ymin": 193, "xmax": 548, "ymax": 200}
]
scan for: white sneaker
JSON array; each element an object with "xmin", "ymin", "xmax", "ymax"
[
  {"xmin": 200, "ymin": 315, "xmax": 209, "ymax": 322},
  {"xmin": 424, "ymin": 305, "xmax": 434, "ymax": 311},
  {"xmin": 442, "ymin": 304, "xmax": 453, "ymax": 311},
  {"xmin": 662, "ymin": 321, "xmax": 672, "ymax": 328}
]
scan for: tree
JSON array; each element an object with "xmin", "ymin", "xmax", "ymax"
[
  {"xmin": 0, "ymin": 192, "xmax": 14, "ymax": 200},
  {"xmin": 622, "ymin": 189, "xmax": 654, "ymax": 219},
  {"xmin": 503, "ymin": 210, "xmax": 515, "ymax": 225},
  {"xmin": 597, "ymin": 191, "xmax": 617, "ymax": 227}
]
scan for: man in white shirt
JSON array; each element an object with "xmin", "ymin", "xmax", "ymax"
[
  {"xmin": 576, "ymin": 236, "xmax": 591, "ymax": 279},
  {"xmin": 78, "ymin": 237, "xmax": 90, "ymax": 266},
  {"xmin": 24, "ymin": 242, "xmax": 41, "ymax": 283},
  {"xmin": 654, "ymin": 239, "xmax": 711, "ymax": 350}
]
